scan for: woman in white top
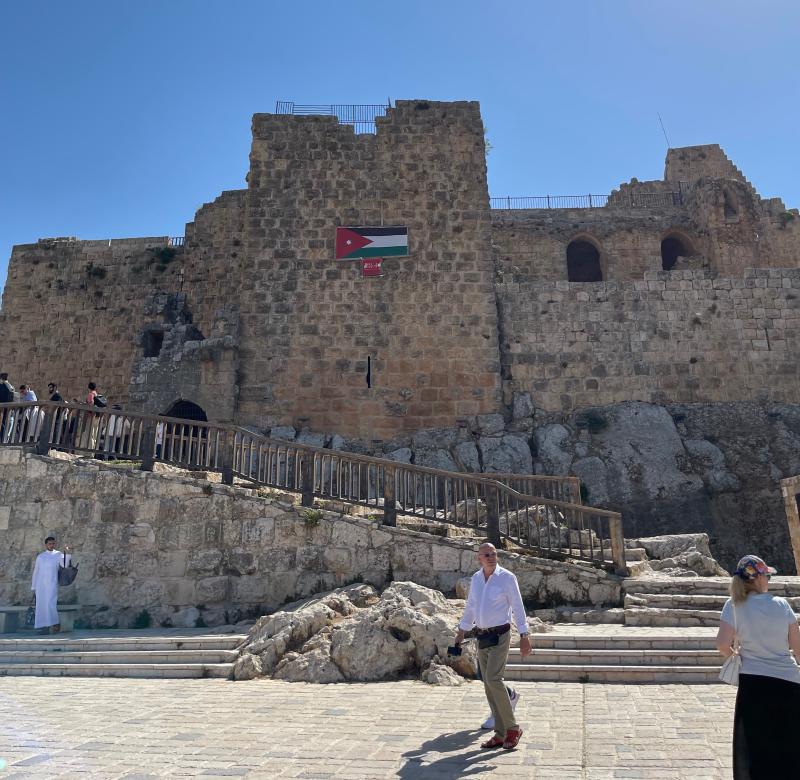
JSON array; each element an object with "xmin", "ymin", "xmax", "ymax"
[{"xmin": 716, "ymin": 554, "xmax": 800, "ymax": 780}]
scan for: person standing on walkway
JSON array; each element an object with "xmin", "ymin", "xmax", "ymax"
[
  {"xmin": 717, "ymin": 554, "xmax": 800, "ymax": 779},
  {"xmin": 31, "ymin": 537, "xmax": 72, "ymax": 633},
  {"xmin": 19, "ymin": 384, "xmax": 38, "ymax": 441},
  {"xmin": 454, "ymin": 542, "xmax": 531, "ymax": 751},
  {"xmin": 0, "ymin": 372, "xmax": 14, "ymax": 442}
]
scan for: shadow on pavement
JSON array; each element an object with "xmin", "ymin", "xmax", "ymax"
[{"xmin": 398, "ymin": 729, "xmax": 497, "ymax": 778}]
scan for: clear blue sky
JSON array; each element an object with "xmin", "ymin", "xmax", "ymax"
[{"xmin": 1, "ymin": 1, "xmax": 798, "ymax": 290}]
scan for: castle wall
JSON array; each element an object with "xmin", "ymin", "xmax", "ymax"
[
  {"xmin": 238, "ymin": 102, "xmax": 502, "ymax": 438},
  {"xmin": 498, "ymin": 268, "xmax": 800, "ymax": 412},
  {"xmin": 0, "ymin": 238, "xmax": 183, "ymax": 404},
  {"xmin": 492, "ymin": 206, "xmax": 694, "ymax": 283}
]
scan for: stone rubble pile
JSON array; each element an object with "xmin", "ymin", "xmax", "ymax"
[{"xmin": 233, "ymin": 581, "xmax": 551, "ymax": 685}]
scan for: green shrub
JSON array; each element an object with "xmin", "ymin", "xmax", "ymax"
[{"xmin": 301, "ymin": 508, "xmax": 323, "ymax": 527}]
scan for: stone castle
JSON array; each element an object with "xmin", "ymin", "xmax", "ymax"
[{"xmin": 1, "ymin": 100, "xmax": 797, "ymax": 438}]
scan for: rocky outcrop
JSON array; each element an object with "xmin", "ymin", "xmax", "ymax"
[
  {"xmin": 263, "ymin": 399, "xmax": 800, "ymax": 573},
  {"xmin": 234, "ymin": 581, "xmax": 550, "ymax": 684}
]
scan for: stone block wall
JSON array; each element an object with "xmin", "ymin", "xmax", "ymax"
[
  {"xmin": 239, "ymin": 101, "xmax": 502, "ymax": 438},
  {"xmin": 498, "ymin": 268, "xmax": 800, "ymax": 412},
  {"xmin": 0, "ymin": 238, "xmax": 184, "ymax": 404},
  {"xmin": 0, "ymin": 449, "xmax": 620, "ymax": 627}
]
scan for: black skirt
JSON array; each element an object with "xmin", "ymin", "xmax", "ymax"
[{"xmin": 734, "ymin": 673, "xmax": 800, "ymax": 780}]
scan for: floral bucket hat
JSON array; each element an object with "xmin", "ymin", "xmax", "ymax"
[{"xmin": 735, "ymin": 555, "xmax": 777, "ymax": 581}]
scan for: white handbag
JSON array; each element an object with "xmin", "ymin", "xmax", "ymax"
[{"xmin": 719, "ymin": 602, "xmax": 741, "ymax": 686}]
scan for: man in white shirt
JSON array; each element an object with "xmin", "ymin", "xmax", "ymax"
[
  {"xmin": 31, "ymin": 537, "xmax": 71, "ymax": 632},
  {"xmin": 455, "ymin": 542, "xmax": 531, "ymax": 751}
]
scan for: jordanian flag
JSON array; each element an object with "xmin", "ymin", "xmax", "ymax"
[{"xmin": 335, "ymin": 226, "xmax": 408, "ymax": 259}]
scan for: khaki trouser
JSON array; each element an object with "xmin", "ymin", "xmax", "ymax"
[{"xmin": 478, "ymin": 630, "xmax": 518, "ymax": 738}]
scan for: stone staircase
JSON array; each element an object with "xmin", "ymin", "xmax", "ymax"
[
  {"xmin": 504, "ymin": 627, "xmax": 721, "ymax": 683},
  {"xmin": 623, "ymin": 576, "xmax": 800, "ymax": 627},
  {"xmin": 505, "ymin": 576, "xmax": 800, "ymax": 683},
  {"xmin": 0, "ymin": 632, "xmax": 246, "ymax": 678}
]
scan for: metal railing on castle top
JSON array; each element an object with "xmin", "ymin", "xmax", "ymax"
[
  {"xmin": 0, "ymin": 401, "xmax": 627, "ymax": 574},
  {"xmin": 490, "ymin": 190, "xmax": 685, "ymax": 211},
  {"xmin": 275, "ymin": 102, "xmax": 390, "ymax": 134}
]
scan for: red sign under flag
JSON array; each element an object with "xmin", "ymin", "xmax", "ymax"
[{"xmin": 361, "ymin": 258, "xmax": 383, "ymax": 277}]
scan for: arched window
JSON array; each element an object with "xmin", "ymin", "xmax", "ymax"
[
  {"xmin": 160, "ymin": 400, "xmax": 208, "ymax": 466},
  {"xmin": 661, "ymin": 234, "xmax": 695, "ymax": 271},
  {"xmin": 566, "ymin": 240, "xmax": 603, "ymax": 282}
]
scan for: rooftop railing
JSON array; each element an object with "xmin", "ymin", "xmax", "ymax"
[
  {"xmin": 490, "ymin": 189, "xmax": 686, "ymax": 211},
  {"xmin": 0, "ymin": 401, "xmax": 627, "ymax": 574},
  {"xmin": 275, "ymin": 101, "xmax": 390, "ymax": 134}
]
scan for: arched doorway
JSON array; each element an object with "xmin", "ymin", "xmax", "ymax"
[
  {"xmin": 163, "ymin": 400, "xmax": 208, "ymax": 422},
  {"xmin": 160, "ymin": 400, "xmax": 209, "ymax": 466},
  {"xmin": 566, "ymin": 239, "xmax": 603, "ymax": 282},
  {"xmin": 661, "ymin": 234, "xmax": 695, "ymax": 271}
]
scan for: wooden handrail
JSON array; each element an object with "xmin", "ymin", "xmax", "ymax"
[{"xmin": 0, "ymin": 401, "xmax": 627, "ymax": 574}]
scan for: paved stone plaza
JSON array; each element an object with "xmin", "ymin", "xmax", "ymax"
[{"xmin": 0, "ymin": 678, "xmax": 735, "ymax": 779}]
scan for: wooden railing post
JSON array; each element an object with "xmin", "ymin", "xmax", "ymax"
[
  {"xmin": 383, "ymin": 464, "xmax": 397, "ymax": 527},
  {"xmin": 221, "ymin": 430, "xmax": 234, "ymax": 486},
  {"xmin": 486, "ymin": 484, "xmax": 501, "ymax": 547},
  {"xmin": 608, "ymin": 514, "xmax": 628, "ymax": 576},
  {"xmin": 36, "ymin": 409, "xmax": 53, "ymax": 455},
  {"xmin": 300, "ymin": 455, "xmax": 314, "ymax": 507},
  {"xmin": 140, "ymin": 419, "xmax": 157, "ymax": 472}
]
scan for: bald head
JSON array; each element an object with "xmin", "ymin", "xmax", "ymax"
[{"xmin": 477, "ymin": 542, "xmax": 498, "ymax": 575}]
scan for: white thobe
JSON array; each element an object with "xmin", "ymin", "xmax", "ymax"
[{"xmin": 31, "ymin": 550, "xmax": 70, "ymax": 628}]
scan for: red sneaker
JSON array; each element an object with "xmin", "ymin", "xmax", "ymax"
[
  {"xmin": 503, "ymin": 728, "xmax": 523, "ymax": 750},
  {"xmin": 480, "ymin": 735, "xmax": 505, "ymax": 749}
]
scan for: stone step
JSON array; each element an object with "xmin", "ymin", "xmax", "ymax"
[
  {"xmin": 0, "ymin": 649, "xmax": 238, "ymax": 665},
  {"xmin": 516, "ymin": 634, "xmax": 717, "ymax": 650},
  {"xmin": 624, "ymin": 593, "xmax": 800, "ymax": 611},
  {"xmin": 0, "ymin": 663, "xmax": 234, "ymax": 679},
  {"xmin": 624, "ymin": 576, "xmax": 800, "ymax": 597},
  {"xmin": 531, "ymin": 607, "xmax": 625, "ymax": 625},
  {"xmin": 0, "ymin": 635, "xmax": 246, "ymax": 653},
  {"xmin": 624, "ymin": 607, "xmax": 724, "ymax": 627},
  {"xmin": 504, "ymin": 663, "xmax": 720, "ymax": 683},
  {"xmin": 506, "ymin": 648, "xmax": 721, "ymax": 666}
]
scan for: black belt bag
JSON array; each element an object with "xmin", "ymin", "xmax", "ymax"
[{"xmin": 476, "ymin": 623, "xmax": 510, "ymax": 649}]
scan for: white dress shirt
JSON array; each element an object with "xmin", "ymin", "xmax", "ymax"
[{"xmin": 458, "ymin": 564, "xmax": 528, "ymax": 634}]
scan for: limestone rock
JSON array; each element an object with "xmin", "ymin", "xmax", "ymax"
[
  {"xmin": 475, "ymin": 414, "xmax": 505, "ymax": 436},
  {"xmin": 533, "ymin": 424, "xmax": 573, "ymax": 476},
  {"xmin": 269, "ymin": 426, "xmax": 296, "ymax": 441},
  {"xmin": 414, "ymin": 448, "xmax": 458, "ymax": 472},
  {"xmin": 233, "ymin": 652, "xmax": 263, "ymax": 681},
  {"xmin": 453, "ymin": 441, "xmax": 480, "ymax": 472},
  {"xmin": 589, "ymin": 403, "xmax": 704, "ymax": 503},
  {"xmin": 512, "ymin": 392, "xmax": 535, "ymax": 421},
  {"xmin": 478, "ymin": 434, "xmax": 532, "ymax": 473},
  {"xmin": 421, "ymin": 656, "xmax": 463, "ymax": 686}
]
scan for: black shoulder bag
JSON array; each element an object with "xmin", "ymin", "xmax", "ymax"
[{"xmin": 58, "ymin": 551, "xmax": 79, "ymax": 587}]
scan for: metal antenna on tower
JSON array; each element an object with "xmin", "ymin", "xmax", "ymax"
[{"xmin": 657, "ymin": 113, "xmax": 672, "ymax": 150}]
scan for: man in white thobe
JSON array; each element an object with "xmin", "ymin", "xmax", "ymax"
[{"xmin": 31, "ymin": 537, "xmax": 71, "ymax": 631}]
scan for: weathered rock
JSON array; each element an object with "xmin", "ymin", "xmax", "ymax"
[
  {"xmin": 414, "ymin": 448, "xmax": 458, "ymax": 472},
  {"xmin": 233, "ymin": 652, "xmax": 263, "ymax": 680},
  {"xmin": 269, "ymin": 426, "xmax": 296, "ymax": 441},
  {"xmin": 412, "ymin": 428, "xmax": 460, "ymax": 450},
  {"xmin": 478, "ymin": 434, "xmax": 532, "ymax": 473},
  {"xmin": 593, "ymin": 403, "xmax": 704, "ymax": 503},
  {"xmin": 475, "ymin": 414, "xmax": 505, "ymax": 436},
  {"xmin": 453, "ymin": 441, "xmax": 481, "ymax": 472},
  {"xmin": 384, "ymin": 447, "xmax": 412, "ymax": 464},
  {"xmin": 421, "ymin": 656, "xmax": 463, "ymax": 686},
  {"xmin": 512, "ymin": 392, "xmax": 535, "ymax": 421},
  {"xmin": 534, "ymin": 424, "xmax": 573, "ymax": 476},
  {"xmin": 296, "ymin": 429, "xmax": 328, "ymax": 448}
]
